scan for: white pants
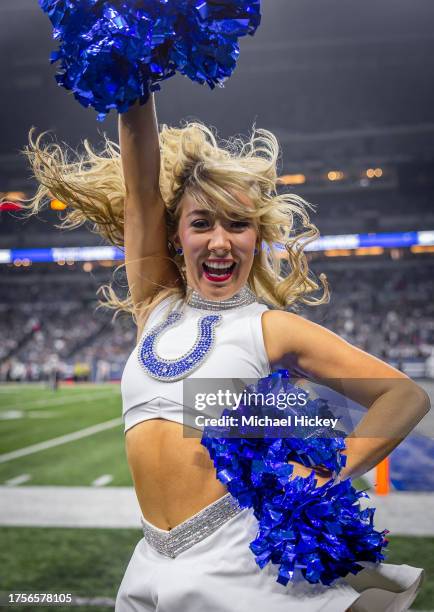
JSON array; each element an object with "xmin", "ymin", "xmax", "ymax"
[{"xmin": 115, "ymin": 505, "xmax": 424, "ymax": 612}]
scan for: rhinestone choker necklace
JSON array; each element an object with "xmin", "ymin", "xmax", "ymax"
[{"xmin": 186, "ymin": 285, "xmax": 257, "ymax": 311}]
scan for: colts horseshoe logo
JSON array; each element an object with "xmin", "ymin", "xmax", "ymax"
[{"xmin": 137, "ymin": 311, "xmax": 222, "ymax": 381}]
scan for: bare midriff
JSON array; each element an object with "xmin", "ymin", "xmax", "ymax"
[{"xmin": 125, "ymin": 418, "xmax": 228, "ymax": 530}]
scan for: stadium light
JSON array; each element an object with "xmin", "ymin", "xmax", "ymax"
[
  {"xmin": 366, "ymin": 168, "xmax": 383, "ymax": 179},
  {"xmin": 411, "ymin": 245, "xmax": 434, "ymax": 254},
  {"xmin": 325, "ymin": 249, "xmax": 353, "ymax": 257},
  {"xmin": 50, "ymin": 199, "xmax": 67, "ymax": 211},
  {"xmin": 355, "ymin": 247, "xmax": 384, "ymax": 256},
  {"xmin": 279, "ymin": 174, "xmax": 306, "ymax": 185},
  {"xmin": 327, "ymin": 171, "xmax": 344, "ymax": 182}
]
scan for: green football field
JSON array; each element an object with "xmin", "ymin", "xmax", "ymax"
[
  {"xmin": 0, "ymin": 384, "xmax": 130, "ymax": 485},
  {"xmin": 0, "ymin": 384, "xmax": 432, "ymax": 610}
]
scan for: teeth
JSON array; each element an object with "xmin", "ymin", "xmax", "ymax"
[
  {"xmin": 205, "ymin": 261, "xmax": 234, "ymax": 270},
  {"xmin": 203, "ymin": 261, "xmax": 234, "ymax": 276}
]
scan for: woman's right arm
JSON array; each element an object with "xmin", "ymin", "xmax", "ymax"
[{"xmin": 119, "ymin": 95, "xmax": 181, "ymax": 315}]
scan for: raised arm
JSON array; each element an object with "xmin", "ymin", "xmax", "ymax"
[{"xmin": 119, "ymin": 95, "xmax": 181, "ymax": 326}]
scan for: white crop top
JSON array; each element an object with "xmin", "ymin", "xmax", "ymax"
[{"xmin": 121, "ymin": 295, "xmax": 272, "ymax": 432}]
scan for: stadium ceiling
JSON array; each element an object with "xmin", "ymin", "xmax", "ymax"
[{"xmin": 1, "ymin": 0, "xmax": 434, "ymax": 176}]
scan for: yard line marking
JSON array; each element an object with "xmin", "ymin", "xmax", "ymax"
[
  {"xmin": 91, "ymin": 474, "xmax": 113, "ymax": 487},
  {"xmin": 0, "ymin": 417, "xmax": 122, "ymax": 464},
  {"xmin": 0, "ymin": 410, "xmax": 62, "ymax": 420},
  {"xmin": 0, "ymin": 389, "xmax": 119, "ymax": 412},
  {"xmin": 0, "ymin": 410, "xmax": 24, "ymax": 420},
  {"xmin": 5, "ymin": 474, "xmax": 31, "ymax": 486}
]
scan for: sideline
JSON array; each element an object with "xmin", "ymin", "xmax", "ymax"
[
  {"xmin": 0, "ymin": 418, "xmax": 122, "ymax": 464},
  {"xmin": 0, "ymin": 487, "xmax": 434, "ymax": 535},
  {"xmin": 0, "ymin": 486, "xmax": 140, "ymax": 528}
]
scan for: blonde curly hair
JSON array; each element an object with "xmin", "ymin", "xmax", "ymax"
[{"xmin": 23, "ymin": 122, "xmax": 329, "ymax": 324}]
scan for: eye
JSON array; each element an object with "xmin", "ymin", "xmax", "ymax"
[
  {"xmin": 191, "ymin": 219, "xmax": 211, "ymax": 229},
  {"xmin": 230, "ymin": 220, "xmax": 250, "ymax": 229}
]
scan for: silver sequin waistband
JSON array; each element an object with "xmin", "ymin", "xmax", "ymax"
[{"xmin": 141, "ymin": 493, "xmax": 243, "ymax": 558}]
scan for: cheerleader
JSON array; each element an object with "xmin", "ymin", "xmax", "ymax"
[{"xmin": 26, "ymin": 93, "xmax": 429, "ymax": 611}]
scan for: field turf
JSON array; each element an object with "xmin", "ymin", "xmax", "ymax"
[{"xmin": 0, "ymin": 384, "xmax": 131, "ymax": 486}]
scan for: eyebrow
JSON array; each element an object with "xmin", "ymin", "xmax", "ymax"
[
  {"xmin": 186, "ymin": 209, "xmax": 253, "ymax": 222},
  {"xmin": 186, "ymin": 209, "xmax": 214, "ymax": 218}
]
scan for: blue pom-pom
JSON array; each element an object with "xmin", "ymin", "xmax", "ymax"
[
  {"xmin": 201, "ymin": 370, "xmax": 389, "ymax": 587},
  {"xmin": 39, "ymin": 0, "xmax": 261, "ymax": 119}
]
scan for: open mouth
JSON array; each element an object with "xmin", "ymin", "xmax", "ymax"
[{"xmin": 202, "ymin": 261, "xmax": 236, "ymax": 283}]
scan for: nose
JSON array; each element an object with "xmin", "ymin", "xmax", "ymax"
[{"xmin": 207, "ymin": 223, "xmax": 231, "ymax": 254}]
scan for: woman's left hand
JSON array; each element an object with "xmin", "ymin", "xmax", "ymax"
[{"xmin": 288, "ymin": 460, "xmax": 333, "ymax": 488}]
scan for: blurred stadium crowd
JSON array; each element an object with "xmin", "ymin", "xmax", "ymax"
[
  {"xmin": 308, "ymin": 264, "xmax": 434, "ymax": 377},
  {"xmin": 1, "ymin": 259, "xmax": 433, "ymax": 383}
]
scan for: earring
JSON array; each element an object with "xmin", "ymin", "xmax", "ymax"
[
  {"xmin": 176, "ymin": 247, "xmax": 184, "ymax": 256},
  {"xmin": 254, "ymin": 246, "xmax": 259, "ymax": 255}
]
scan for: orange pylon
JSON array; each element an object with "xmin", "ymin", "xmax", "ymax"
[{"xmin": 375, "ymin": 457, "xmax": 390, "ymax": 495}]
